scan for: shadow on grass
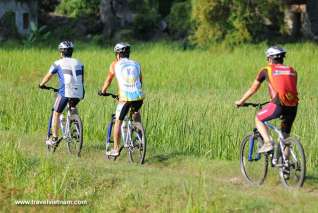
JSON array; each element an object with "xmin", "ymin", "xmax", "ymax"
[
  {"xmin": 305, "ymin": 175, "xmax": 318, "ymax": 185},
  {"xmin": 145, "ymin": 152, "xmax": 186, "ymax": 166},
  {"xmin": 84, "ymin": 142, "xmax": 105, "ymax": 152}
]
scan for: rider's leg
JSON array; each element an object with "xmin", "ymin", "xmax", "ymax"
[
  {"xmin": 132, "ymin": 100, "xmax": 143, "ymax": 122},
  {"xmin": 49, "ymin": 95, "xmax": 68, "ymax": 142},
  {"xmin": 108, "ymin": 102, "xmax": 129, "ymax": 155},
  {"xmin": 256, "ymin": 102, "xmax": 282, "ymax": 153},
  {"xmin": 113, "ymin": 119, "xmax": 122, "ymax": 151},
  {"xmin": 69, "ymin": 98, "xmax": 80, "ymax": 113},
  {"xmin": 133, "ymin": 112, "xmax": 141, "ymax": 122},
  {"xmin": 255, "ymin": 117, "xmax": 274, "ymax": 153},
  {"xmin": 52, "ymin": 111, "xmax": 61, "ymax": 138},
  {"xmin": 281, "ymin": 106, "xmax": 298, "ymax": 159},
  {"xmin": 255, "ymin": 117, "xmax": 271, "ymax": 143}
]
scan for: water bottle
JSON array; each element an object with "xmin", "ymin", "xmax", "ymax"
[
  {"xmin": 272, "ymin": 143, "xmax": 279, "ymax": 165},
  {"xmin": 59, "ymin": 114, "xmax": 65, "ymax": 133},
  {"xmin": 121, "ymin": 121, "xmax": 127, "ymax": 144}
]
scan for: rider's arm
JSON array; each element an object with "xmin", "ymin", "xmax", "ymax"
[
  {"xmin": 39, "ymin": 63, "xmax": 57, "ymax": 87},
  {"xmin": 236, "ymin": 80, "xmax": 261, "ymax": 105},
  {"xmin": 39, "ymin": 72, "xmax": 54, "ymax": 87},
  {"xmin": 235, "ymin": 69, "xmax": 265, "ymax": 106},
  {"xmin": 138, "ymin": 63, "xmax": 143, "ymax": 86},
  {"xmin": 101, "ymin": 63, "xmax": 115, "ymax": 93},
  {"xmin": 82, "ymin": 65, "xmax": 84, "ymax": 84},
  {"xmin": 140, "ymin": 70, "xmax": 143, "ymax": 86}
]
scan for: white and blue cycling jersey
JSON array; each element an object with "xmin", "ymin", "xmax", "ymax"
[
  {"xmin": 49, "ymin": 57, "xmax": 84, "ymax": 99},
  {"xmin": 114, "ymin": 58, "xmax": 144, "ymax": 101}
]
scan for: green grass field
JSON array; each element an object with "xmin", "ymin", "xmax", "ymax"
[{"xmin": 1, "ymin": 42, "xmax": 318, "ymax": 211}]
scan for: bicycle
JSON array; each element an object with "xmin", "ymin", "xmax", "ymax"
[
  {"xmin": 41, "ymin": 86, "xmax": 83, "ymax": 157},
  {"xmin": 98, "ymin": 91, "xmax": 146, "ymax": 164},
  {"xmin": 238, "ymin": 102, "xmax": 306, "ymax": 188}
]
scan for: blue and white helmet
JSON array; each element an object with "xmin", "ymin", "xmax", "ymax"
[
  {"xmin": 58, "ymin": 41, "xmax": 74, "ymax": 50},
  {"xmin": 114, "ymin": 42, "xmax": 130, "ymax": 53},
  {"xmin": 265, "ymin": 46, "xmax": 286, "ymax": 59}
]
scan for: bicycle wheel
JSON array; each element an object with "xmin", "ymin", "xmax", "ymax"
[
  {"xmin": 67, "ymin": 114, "xmax": 83, "ymax": 157},
  {"xmin": 240, "ymin": 133, "xmax": 268, "ymax": 185},
  {"xmin": 279, "ymin": 137, "xmax": 306, "ymax": 188},
  {"xmin": 128, "ymin": 122, "xmax": 146, "ymax": 164},
  {"xmin": 47, "ymin": 138, "xmax": 61, "ymax": 153},
  {"xmin": 47, "ymin": 142, "xmax": 56, "ymax": 153}
]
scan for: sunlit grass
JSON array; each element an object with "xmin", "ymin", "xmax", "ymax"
[{"xmin": 1, "ymin": 42, "xmax": 318, "ymax": 168}]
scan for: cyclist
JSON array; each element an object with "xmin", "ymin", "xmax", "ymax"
[
  {"xmin": 99, "ymin": 42, "xmax": 144, "ymax": 156},
  {"xmin": 39, "ymin": 41, "xmax": 85, "ymax": 145},
  {"xmin": 235, "ymin": 46, "xmax": 298, "ymax": 153}
]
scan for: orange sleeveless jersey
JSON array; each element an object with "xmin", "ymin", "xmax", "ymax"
[{"xmin": 267, "ymin": 64, "xmax": 298, "ymax": 106}]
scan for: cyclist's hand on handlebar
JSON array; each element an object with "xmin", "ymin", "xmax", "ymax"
[
  {"xmin": 39, "ymin": 84, "xmax": 46, "ymax": 89},
  {"xmin": 235, "ymin": 100, "xmax": 244, "ymax": 108},
  {"xmin": 98, "ymin": 90, "xmax": 107, "ymax": 96}
]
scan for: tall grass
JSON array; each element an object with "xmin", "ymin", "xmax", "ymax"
[{"xmin": 1, "ymin": 42, "xmax": 318, "ymax": 168}]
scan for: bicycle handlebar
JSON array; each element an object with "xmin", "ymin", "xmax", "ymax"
[
  {"xmin": 98, "ymin": 91, "xmax": 119, "ymax": 99},
  {"xmin": 39, "ymin": 85, "xmax": 59, "ymax": 92},
  {"xmin": 239, "ymin": 102, "xmax": 269, "ymax": 108}
]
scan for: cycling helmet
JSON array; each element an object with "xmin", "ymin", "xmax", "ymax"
[
  {"xmin": 58, "ymin": 41, "xmax": 74, "ymax": 50},
  {"xmin": 114, "ymin": 42, "xmax": 130, "ymax": 54},
  {"xmin": 265, "ymin": 46, "xmax": 286, "ymax": 59},
  {"xmin": 58, "ymin": 41, "xmax": 74, "ymax": 57}
]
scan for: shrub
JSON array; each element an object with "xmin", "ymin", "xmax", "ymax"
[
  {"xmin": 167, "ymin": 1, "xmax": 192, "ymax": 39},
  {"xmin": 191, "ymin": 0, "xmax": 285, "ymax": 46},
  {"xmin": 130, "ymin": 0, "xmax": 161, "ymax": 40},
  {"xmin": 56, "ymin": 0, "xmax": 100, "ymax": 18}
]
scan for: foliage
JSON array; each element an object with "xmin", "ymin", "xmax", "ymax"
[
  {"xmin": 191, "ymin": 0, "xmax": 285, "ymax": 46},
  {"xmin": 23, "ymin": 22, "xmax": 50, "ymax": 46},
  {"xmin": 167, "ymin": 1, "xmax": 192, "ymax": 39},
  {"xmin": 56, "ymin": 0, "xmax": 100, "ymax": 18},
  {"xmin": 39, "ymin": 0, "xmax": 60, "ymax": 14},
  {"xmin": 130, "ymin": 0, "xmax": 161, "ymax": 40},
  {"xmin": 0, "ymin": 11, "xmax": 19, "ymax": 38}
]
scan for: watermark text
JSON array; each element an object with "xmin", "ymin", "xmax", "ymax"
[{"xmin": 15, "ymin": 199, "xmax": 88, "ymax": 206}]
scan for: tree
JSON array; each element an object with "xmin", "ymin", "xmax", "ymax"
[{"xmin": 191, "ymin": 0, "xmax": 284, "ymax": 46}]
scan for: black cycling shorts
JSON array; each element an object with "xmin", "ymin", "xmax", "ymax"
[
  {"xmin": 115, "ymin": 100, "xmax": 143, "ymax": 121},
  {"xmin": 53, "ymin": 95, "xmax": 80, "ymax": 113}
]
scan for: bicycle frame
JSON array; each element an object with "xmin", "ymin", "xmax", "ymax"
[
  {"xmin": 248, "ymin": 128, "xmax": 261, "ymax": 161},
  {"xmin": 121, "ymin": 114, "xmax": 134, "ymax": 149},
  {"xmin": 248, "ymin": 120, "xmax": 292, "ymax": 166},
  {"xmin": 264, "ymin": 121, "xmax": 287, "ymax": 163},
  {"xmin": 240, "ymin": 102, "xmax": 305, "ymax": 187},
  {"xmin": 47, "ymin": 105, "xmax": 75, "ymax": 141}
]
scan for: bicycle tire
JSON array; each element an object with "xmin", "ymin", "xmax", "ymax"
[
  {"xmin": 240, "ymin": 133, "xmax": 268, "ymax": 185},
  {"xmin": 279, "ymin": 137, "xmax": 306, "ymax": 188},
  {"xmin": 67, "ymin": 114, "xmax": 83, "ymax": 157},
  {"xmin": 47, "ymin": 144, "xmax": 56, "ymax": 153},
  {"xmin": 128, "ymin": 122, "xmax": 146, "ymax": 164}
]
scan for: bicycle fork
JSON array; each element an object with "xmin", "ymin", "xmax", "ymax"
[{"xmin": 248, "ymin": 128, "xmax": 261, "ymax": 161}]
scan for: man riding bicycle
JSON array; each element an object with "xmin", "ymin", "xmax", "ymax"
[
  {"xmin": 100, "ymin": 42, "xmax": 144, "ymax": 157},
  {"xmin": 39, "ymin": 41, "xmax": 85, "ymax": 145},
  {"xmin": 235, "ymin": 46, "xmax": 298, "ymax": 153}
]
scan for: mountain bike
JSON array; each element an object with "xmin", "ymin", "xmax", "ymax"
[
  {"xmin": 238, "ymin": 102, "xmax": 306, "ymax": 188},
  {"xmin": 40, "ymin": 86, "xmax": 83, "ymax": 157},
  {"xmin": 98, "ymin": 92, "xmax": 146, "ymax": 164}
]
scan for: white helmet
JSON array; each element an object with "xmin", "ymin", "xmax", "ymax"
[
  {"xmin": 114, "ymin": 42, "xmax": 130, "ymax": 53},
  {"xmin": 58, "ymin": 41, "xmax": 74, "ymax": 50},
  {"xmin": 265, "ymin": 46, "xmax": 286, "ymax": 59}
]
